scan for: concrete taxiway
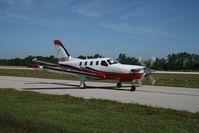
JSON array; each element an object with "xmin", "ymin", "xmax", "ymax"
[
  {"xmin": 0, "ymin": 76, "xmax": 199, "ymax": 113},
  {"xmin": 0, "ymin": 66, "xmax": 33, "ymax": 70}
]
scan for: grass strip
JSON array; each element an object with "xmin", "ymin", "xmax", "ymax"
[{"xmin": 0, "ymin": 88, "xmax": 199, "ymax": 133}]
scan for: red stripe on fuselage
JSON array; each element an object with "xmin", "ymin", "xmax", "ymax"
[
  {"xmin": 103, "ymin": 73, "xmax": 143, "ymax": 81},
  {"xmin": 83, "ymin": 67, "xmax": 143, "ymax": 81},
  {"xmin": 59, "ymin": 64, "xmax": 143, "ymax": 81}
]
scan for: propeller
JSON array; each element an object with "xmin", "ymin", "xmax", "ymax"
[
  {"xmin": 138, "ymin": 57, "xmax": 156, "ymax": 85},
  {"xmin": 150, "ymin": 56, "xmax": 156, "ymax": 67}
]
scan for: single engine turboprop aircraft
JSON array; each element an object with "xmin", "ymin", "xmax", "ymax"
[{"xmin": 33, "ymin": 40, "xmax": 156, "ymax": 91}]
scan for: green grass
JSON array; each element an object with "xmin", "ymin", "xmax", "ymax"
[
  {"xmin": 0, "ymin": 69, "xmax": 78, "ymax": 80},
  {"xmin": 0, "ymin": 69, "xmax": 199, "ymax": 88},
  {"xmin": 142, "ymin": 73, "xmax": 199, "ymax": 88},
  {"xmin": 0, "ymin": 88, "xmax": 198, "ymax": 133}
]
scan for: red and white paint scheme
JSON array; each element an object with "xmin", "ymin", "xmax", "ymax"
[{"xmin": 33, "ymin": 40, "xmax": 155, "ymax": 91}]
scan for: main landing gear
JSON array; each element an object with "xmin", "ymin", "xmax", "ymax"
[
  {"xmin": 80, "ymin": 82, "xmax": 86, "ymax": 89},
  {"xmin": 117, "ymin": 82, "xmax": 122, "ymax": 88},
  {"xmin": 117, "ymin": 82, "xmax": 136, "ymax": 91},
  {"xmin": 80, "ymin": 77, "xmax": 86, "ymax": 89},
  {"xmin": 130, "ymin": 86, "xmax": 136, "ymax": 91}
]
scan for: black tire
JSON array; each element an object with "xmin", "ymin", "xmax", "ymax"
[
  {"xmin": 80, "ymin": 83, "xmax": 86, "ymax": 89},
  {"xmin": 130, "ymin": 86, "xmax": 136, "ymax": 91},
  {"xmin": 83, "ymin": 83, "xmax": 86, "ymax": 89},
  {"xmin": 117, "ymin": 82, "xmax": 122, "ymax": 88}
]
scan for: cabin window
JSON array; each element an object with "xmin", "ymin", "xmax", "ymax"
[
  {"xmin": 79, "ymin": 62, "xmax": 82, "ymax": 66},
  {"xmin": 84, "ymin": 61, "xmax": 87, "ymax": 66},
  {"xmin": 90, "ymin": 61, "xmax": 93, "ymax": 66},
  {"xmin": 96, "ymin": 61, "xmax": 99, "ymax": 65},
  {"xmin": 101, "ymin": 60, "xmax": 108, "ymax": 67}
]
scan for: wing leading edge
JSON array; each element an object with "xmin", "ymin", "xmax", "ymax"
[{"xmin": 43, "ymin": 66, "xmax": 103, "ymax": 79}]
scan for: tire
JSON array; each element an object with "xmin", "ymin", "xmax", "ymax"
[
  {"xmin": 117, "ymin": 82, "xmax": 122, "ymax": 88},
  {"xmin": 130, "ymin": 86, "xmax": 136, "ymax": 91}
]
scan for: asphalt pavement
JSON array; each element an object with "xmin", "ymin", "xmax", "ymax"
[{"xmin": 0, "ymin": 76, "xmax": 199, "ymax": 112}]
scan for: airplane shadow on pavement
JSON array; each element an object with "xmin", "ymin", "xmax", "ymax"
[
  {"xmin": 23, "ymin": 82, "xmax": 199, "ymax": 96},
  {"xmin": 23, "ymin": 81, "xmax": 133, "ymax": 91}
]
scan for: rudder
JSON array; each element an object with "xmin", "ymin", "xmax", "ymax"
[{"xmin": 54, "ymin": 40, "xmax": 70, "ymax": 62}]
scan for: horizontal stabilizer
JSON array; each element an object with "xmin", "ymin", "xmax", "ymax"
[{"xmin": 32, "ymin": 58, "xmax": 57, "ymax": 66}]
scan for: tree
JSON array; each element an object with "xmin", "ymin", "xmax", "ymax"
[
  {"xmin": 0, "ymin": 52, "xmax": 198, "ymax": 70},
  {"xmin": 152, "ymin": 58, "xmax": 166, "ymax": 70},
  {"xmin": 117, "ymin": 53, "xmax": 139, "ymax": 65},
  {"xmin": 77, "ymin": 54, "xmax": 103, "ymax": 59}
]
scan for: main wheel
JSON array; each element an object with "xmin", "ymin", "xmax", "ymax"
[
  {"xmin": 80, "ymin": 82, "xmax": 86, "ymax": 89},
  {"xmin": 81, "ymin": 83, "xmax": 86, "ymax": 89},
  {"xmin": 130, "ymin": 86, "xmax": 136, "ymax": 91},
  {"xmin": 83, "ymin": 83, "xmax": 86, "ymax": 89},
  {"xmin": 117, "ymin": 82, "xmax": 122, "ymax": 88}
]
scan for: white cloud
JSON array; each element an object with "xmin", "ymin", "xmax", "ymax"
[
  {"xmin": 72, "ymin": 0, "xmax": 102, "ymax": 17},
  {"xmin": 99, "ymin": 22, "xmax": 170, "ymax": 36},
  {"xmin": 75, "ymin": 8, "xmax": 100, "ymax": 17},
  {"xmin": 0, "ymin": 0, "xmax": 71, "ymax": 27},
  {"xmin": 0, "ymin": 0, "xmax": 181, "ymax": 35}
]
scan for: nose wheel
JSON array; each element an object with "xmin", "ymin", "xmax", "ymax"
[{"xmin": 130, "ymin": 86, "xmax": 136, "ymax": 91}]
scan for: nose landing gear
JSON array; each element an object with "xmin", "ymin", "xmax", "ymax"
[{"xmin": 130, "ymin": 86, "xmax": 136, "ymax": 91}]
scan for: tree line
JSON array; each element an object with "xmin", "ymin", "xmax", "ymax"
[
  {"xmin": 0, "ymin": 52, "xmax": 198, "ymax": 70},
  {"xmin": 0, "ymin": 55, "xmax": 57, "ymax": 66},
  {"xmin": 117, "ymin": 52, "xmax": 199, "ymax": 71}
]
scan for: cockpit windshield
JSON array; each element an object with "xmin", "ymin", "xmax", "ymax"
[{"xmin": 107, "ymin": 59, "xmax": 118, "ymax": 65}]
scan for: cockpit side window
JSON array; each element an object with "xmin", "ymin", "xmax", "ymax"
[
  {"xmin": 101, "ymin": 60, "xmax": 108, "ymax": 66},
  {"xmin": 107, "ymin": 59, "xmax": 118, "ymax": 65}
]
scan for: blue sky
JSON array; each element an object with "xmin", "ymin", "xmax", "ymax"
[{"xmin": 0, "ymin": 0, "xmax": 199, "ymax": 59}]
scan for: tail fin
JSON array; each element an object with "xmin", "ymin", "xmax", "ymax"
[{"xmin": 54, "ymin": 40, "xmax": 71, "ymax": 62}]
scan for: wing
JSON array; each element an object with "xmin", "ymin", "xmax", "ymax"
[
  {"xmin": 32, "ymin": 58, "xmax": 103, "ymax": 79},
  {"xmin": 32, "ymin": 58, "xmax": 57, "ymax": 66},
  {"xmin": 43, "ymin": 66, "xmax": 103, "ymax": 79}
]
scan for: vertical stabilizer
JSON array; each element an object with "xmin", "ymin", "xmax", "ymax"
[{"xmin": 54, "ymin": 40, "xmax": 71, "ymax": 62}]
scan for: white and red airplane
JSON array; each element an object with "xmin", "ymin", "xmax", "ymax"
[{"xmin": 33, "ymin": 40, "xmax": 155, "ymax": 91}]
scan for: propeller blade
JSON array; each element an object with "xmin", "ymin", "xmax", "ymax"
[
  {"xmin": 138, "ymin": 79, "xmax": 142, "ymax": 85},
  {"xmin": 149, "ymin": 75, "xmax": 156, "ymax": 85},
  {"xmin": 138, "ymin": 57, "xmax": 145, "ymax": 66},
  {"xmin": 138, "ymin": 73, "xmax": 145, "ymax": 85},
  {"xmin": 138, "ymin": 56, "xmax": 156, "ymax": 85},
  {"xmin": 150, "ymin": 56, "xmax": 156, "ymax": 67}
]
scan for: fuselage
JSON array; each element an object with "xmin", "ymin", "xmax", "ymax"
[{"xmin": 59, "ymin": 57, "xmax": 145, "ymax": 82}]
